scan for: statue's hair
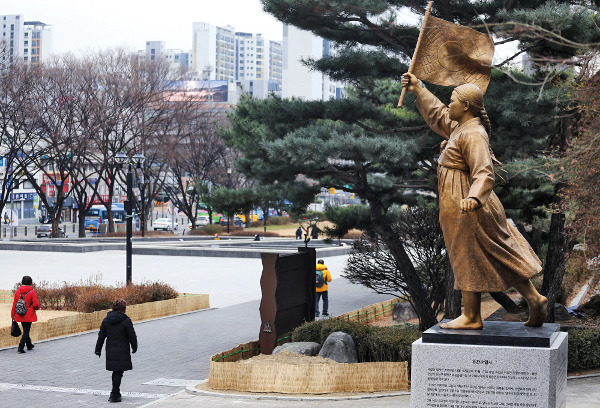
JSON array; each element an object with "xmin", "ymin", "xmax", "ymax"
[{"xmin": 454, "ymin": 83, "xmax": 492, "ymax": 138}]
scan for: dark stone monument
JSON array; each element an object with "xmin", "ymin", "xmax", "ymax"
[{"xmin": 259, "ymin": 247, "xmax": 316, "ymax": 354}]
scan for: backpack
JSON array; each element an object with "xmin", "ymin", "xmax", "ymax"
[
  {"xmin": 15, "ymin": 290, "xmax": 31, "ymax": 316},
  {"xmin": 316, "ymin": 270, "xmax": 325, "ymax": 288}
]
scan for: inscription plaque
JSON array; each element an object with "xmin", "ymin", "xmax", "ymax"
[{"xmin": 411, "ymin": 332, "xmax": 567, "ymax": 408}]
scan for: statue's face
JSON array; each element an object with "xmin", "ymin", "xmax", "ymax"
[{"xmin": 448, "ymin": 91, "xmax": 467, "ymax": 121}]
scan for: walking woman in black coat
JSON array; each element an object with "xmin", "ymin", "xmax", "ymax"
[{"xmin": 95, "ymin": 299, "xmax": 138, "ymax": 403}]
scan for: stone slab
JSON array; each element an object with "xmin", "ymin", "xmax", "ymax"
[
  {"xmin": 423, "ymin": 320, "xmax": 561, "ymax": 348},
  {"xmin": 411, "ymin": 331, "xmax": 568, "ymax": 408}
]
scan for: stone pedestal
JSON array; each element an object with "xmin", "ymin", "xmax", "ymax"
[{"xmin": 411, "ymin": 321, "xmax": 567, "ymax": 408}]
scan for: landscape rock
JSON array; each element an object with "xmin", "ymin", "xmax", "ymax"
[
  {"xmin": 392, "ymin": 302, "xmax": 418, "ymax": 323},
  {"xmin": 553, "ymin": 304, "xmax": 571, "ymax": 321},
  {"xmin": 272, "ymin": 342, "xmax": 321, "ymax": 356},
  {"xmin": 318, "ymin": 331, "xmax": 358, "ymax": 363}
]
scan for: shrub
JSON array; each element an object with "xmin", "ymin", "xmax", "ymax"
[
  {"xmin": 578, "ymin": 295, "xmax": 600, "ymax": 318},
  {"xmin": 291, "ymin": 318, "xmax": 421, "ymax": 368},
  {"xmin": 101, "ymin": 230, "xmax": 172, "ymax": 237},
  {"xmin": 188, "ymin": 228, "xmax": 209, "ymax": 235},
  {"xmin": 26, "ymin": 277, "xmax": 178, "ymax": 313},
  {"xmin": 566, "ymin": 327, "xmax": 600, "ymax": 371},
  {"xmin": 228, "ymin": 230, "xmax": 280, "ymax": 237},
  {"xmin": 291, "ymin": 319, "xmax": 323, "ymax": 343},
  {"xmin": 201, "ymin": 224, "xmax": 224, "ymax": 235},
  {"xmin": 142, "ymin": 281, "xmax": 179, "ymax": 302},
  {"xmin": 343, "ymin": 231, "xmax": 364, "ymax": 240},
  {"xmin": 267, "ymin": 216, "xmax": 290, "ymax": 225}
]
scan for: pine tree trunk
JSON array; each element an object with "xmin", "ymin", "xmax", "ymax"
[
  {"xmin": 370, "ymin": 200, "xmax": 438, "ymax": 330},
  {"xmin": 541, "ymin": 183, "xmax": 566, "ymax": 322},
  {"xmin": 541, "ymin": 114, "xmax": 572, "ymax": 322},
  {"xmin": 489, "ymin": 292, "xmax": 520, "ymax": 313},
  {"xmin": 444, "ymin": 254, "xmax": 462, "ymax": 319}
]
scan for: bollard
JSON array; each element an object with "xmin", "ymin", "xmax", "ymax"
[
  {"xmin": 25, "ymin": 226, "xmax": 27, "ymax": 236},
  {"xmin": 13, "ymin": 227, "xmax": 17, "ymax": 237}
]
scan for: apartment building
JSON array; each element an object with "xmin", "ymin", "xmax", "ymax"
[
  {"xmin": 144, "ymin": 40, "xmax": 192, "ymax": 71},
  {"xmin": 235, "ymin": 32, "xmax": 282, "ymax": 98},
  {"xmin": 282, "ymin": 24, "xmax": 344, "ymax": 101},
  {"xmin": 192, "ymin": 22, "xmax": 236, "ymax": 83},
  {"xmin": 0, "ymin": 15, "xmax": 52, "ymax": 66}
]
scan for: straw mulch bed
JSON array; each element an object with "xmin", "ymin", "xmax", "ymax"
[{"xmin": 208, "ymin": 350, "xmax": 409, "ymax": 394}]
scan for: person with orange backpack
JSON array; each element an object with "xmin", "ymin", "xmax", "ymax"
[{"xmin": 315, "ymin": 259, "xmax": 332, "ymax": 317}]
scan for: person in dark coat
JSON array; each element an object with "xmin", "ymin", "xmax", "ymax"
[
  {"xmin": 310, "ymin": 226, "xmax": 319, "ymax": 240},
  {"xmin": 11, "ymin": 275, "xmax": 40, "ymax": 353},
  {"xmin": 296, "ymin": 227, "xmax": 302, "ymax": 240},
  {"xmin": 95, "ymin": 299, "xmax": 138, "ymax": 403}
]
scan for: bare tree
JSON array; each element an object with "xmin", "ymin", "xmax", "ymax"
[
  {"xmin": 21, "ymin": 57, "xmax": 96, "ymax": 236},
  {"xmin": 0, "ymin": 62, "xmax": 40, "ymax": 223},
  {"xmin": 162, "ymin": 101, "xmax": 230, "ymax": 229}
]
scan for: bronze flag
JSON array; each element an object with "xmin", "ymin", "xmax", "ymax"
[{"xmin": 411, "ymin": 15, "xmax": 494, "ymax": 93}]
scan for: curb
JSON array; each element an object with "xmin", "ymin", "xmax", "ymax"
[
  {"xmin": 181, "ymin": 374, "xmax": 600, "ymax": 402},
  {"xmin": 184, "ymin": 380, "xmax": 411, "ymax": 401}
]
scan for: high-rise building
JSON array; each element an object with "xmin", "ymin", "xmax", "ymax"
[
  {"xmin": 0, "ymin": 15, "xmax": 52, "ymax": 66},
  {"xmin": 143, "ymin": 41, "xmax": 192, "ymax": 71},
  {"xmin": 191, "ymin": 23, "xmax": 283, "ymax": 99},
  {"xmin": 235, "ymin": 32, "xmax": 268, "ymax": 81},
  {"xmin": 24, "ymin": 21, "xmax": 52, "ymax": 65},
  {"xmin": 234, "ymin": 32, "xmax": 283, "ymax": 98},
  {"xmin": 269, "ymin": 40, "xmax": 283, "ymax": 84},
  {"xmin": 192, "ymin": 22, "xmax": 236, "ymax": 83},
  {"xmin": 282, "ymin": 24, "xmax": 344, "ymax": 100}
]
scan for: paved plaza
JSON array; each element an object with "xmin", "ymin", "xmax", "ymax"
[{"xmin": 1, "ymin": 249, "xmax": 599, "ymax": 407}]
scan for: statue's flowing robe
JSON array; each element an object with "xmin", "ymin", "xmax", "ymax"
[{"xmin": 416, "ymin": 88, "xmax": 541, "ymax": 291}]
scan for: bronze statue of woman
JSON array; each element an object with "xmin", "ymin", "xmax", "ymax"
[{"xmin": 401, "ymin": 72, "xmax": 548, "ymax": 330}]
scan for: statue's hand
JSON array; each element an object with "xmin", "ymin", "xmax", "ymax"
[
  {"xmin": 460, "ymin": 198, "xmax": 481, "ymax": 213},
  {"xmin": 401, "ymin": 73, "xmax": 422, "ymax": 95}
]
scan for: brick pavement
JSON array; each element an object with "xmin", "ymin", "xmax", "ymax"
[{"xmin": 0, "ymin": 277, "xmax": 393, "ymax": 407}]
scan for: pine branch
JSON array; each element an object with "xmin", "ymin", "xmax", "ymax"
[{"xmin": 354, "ymin": 120, "xmax": 429, "ymax": 134}]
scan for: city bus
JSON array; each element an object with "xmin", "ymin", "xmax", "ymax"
[{"xmin": 85, "ymin": 204, "xmax": 126, "ymax": 231}]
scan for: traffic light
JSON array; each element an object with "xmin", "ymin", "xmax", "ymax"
[{"xmin": 329, "ymin": 187, "xmax": 335, "ymax": 194}]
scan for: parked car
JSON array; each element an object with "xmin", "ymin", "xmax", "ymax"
[
  {"xmin": 188, "ymin": 215, "xmax": 210, "ymax": 229},
  {"xmin": 153, "ymin": 218, "xmax": 178, "ymax": 231},
  {"xmin": 219, "ymin": 216, "xmax": 245, "ymax": 227},
  {"xmin": 37, "ymin": 225, "xmax": 66, "ymax": 238}
]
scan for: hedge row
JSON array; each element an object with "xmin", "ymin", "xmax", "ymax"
[
  {"xmin": 291, "ymin": 319, "xmax": 421, "ymax": 368},
  {"xmin": 565, "ymin": 327, "xmax": 600, "ymax": 371},
  {"xmin": 19, "ymin": 280, "xmax": 178, "ymax": 313},
  {"xmin": 291, "ymin": 317, "xmax": 600, "ymax": 373}
]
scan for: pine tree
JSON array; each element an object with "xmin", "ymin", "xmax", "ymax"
[{"xmin": 221, "ymin": 0, "xmax": 600, "ymax": 329}]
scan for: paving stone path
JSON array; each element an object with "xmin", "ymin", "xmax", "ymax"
[{"xmin": 0, "ymin": 277, "xmax": 393, "ymax": 407}]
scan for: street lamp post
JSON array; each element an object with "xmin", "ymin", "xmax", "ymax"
[
  {"xmin": 138, "ymin": 175, "xmax": 148, "ymax": 238},
  {"xmin": 115, "ymin": 152, "xmax": 145, "ymax": 285}
]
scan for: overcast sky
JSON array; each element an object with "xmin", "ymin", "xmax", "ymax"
[{"xmin": 0, "ymin": 0, "xmax": 284, "ymax": 54}]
